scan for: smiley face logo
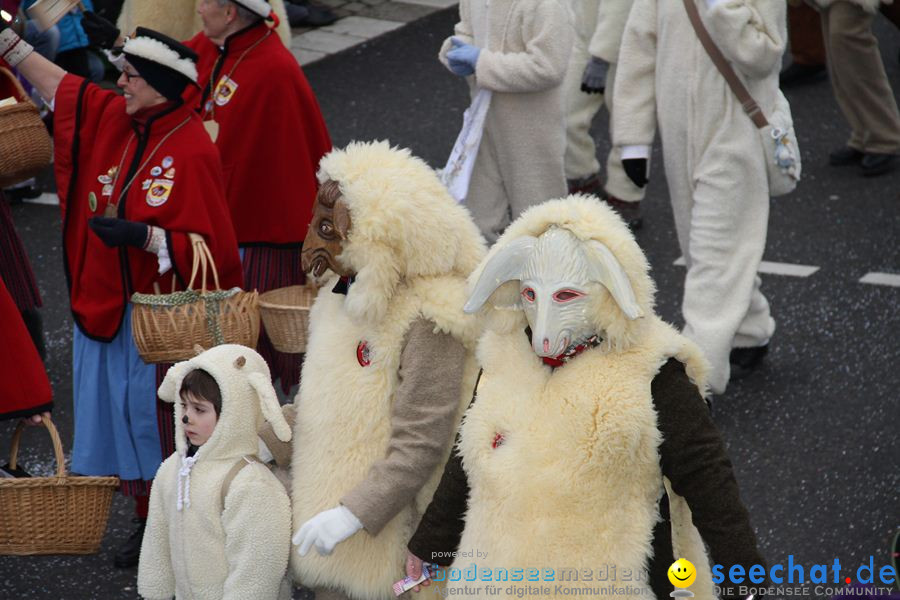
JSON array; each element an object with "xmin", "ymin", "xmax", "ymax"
[{"xmin": 668, "ymin": 558, "xmax": 696, "ymax": 588}]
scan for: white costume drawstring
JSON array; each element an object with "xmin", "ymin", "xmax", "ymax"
[{"xmin": 176, "ymin": 454, "xmax": 198, "ymax": 511}]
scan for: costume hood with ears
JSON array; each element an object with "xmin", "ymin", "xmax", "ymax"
[
  {"xmin": 158, "ymin": 344, "xmax": 291, "ymax": 459},
  {"xmin": 465, "ymin": 195, "xmax": 656, "ymax": 351},
  {"xmin": 315, "ymin": 140, "xmax": 487, "ymax": 324}
]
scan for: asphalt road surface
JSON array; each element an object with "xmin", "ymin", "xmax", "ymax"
[{"xmin": 1, "ymin": 7, "xmax": 898, "ymax": 600}]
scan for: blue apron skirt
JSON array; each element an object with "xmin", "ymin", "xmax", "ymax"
[{"xmin": 71, "ymin": 305, "xmax": 162, "ymax": 480}]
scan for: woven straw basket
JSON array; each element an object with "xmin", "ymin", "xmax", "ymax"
[
  {"xmin": 131, "ymin": 234, "xmax": 260, "ymax": 364},
  {"xmin": 0, "ymin": 417, "xmax": 118, "ymax": 555},
  {"xmin": 0, "ymin": 67, "xmax": 52, "ymax": 188},
  {"xmin": 258, "ymin": 284, "xmax": 317, "ymax": 354}
]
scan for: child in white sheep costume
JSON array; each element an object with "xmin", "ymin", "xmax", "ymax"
[
  {"xmin": 284, "ymin": 141, "xmax": 486, "ymax": 600},
  {"xmin": 406, "ymin": 196, "xmax": 764, "ymax": 600},
  {"xmin": 137, "ymin": 345, "xmax": 293, "ymax": 600}
]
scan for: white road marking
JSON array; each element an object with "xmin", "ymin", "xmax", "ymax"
[
  {"xmin": 673, "ymin": 257, "xmax": 820, "ymax": 277},
  {"xmin": 859, "ymin": 272, "xmax": 900, "ymax": 287}
]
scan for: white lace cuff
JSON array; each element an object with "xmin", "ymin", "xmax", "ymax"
[{"xmin": 144, "ymin": 226, "xmax": 171, "ymax": 275}]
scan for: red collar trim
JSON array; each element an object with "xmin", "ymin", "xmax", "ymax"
[{"xmin": 541, "ymin": 335, "xmax": 600, "ymax": 368}]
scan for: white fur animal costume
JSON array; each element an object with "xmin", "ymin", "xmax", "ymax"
[
  {"xmin": 408, "ymin": 197, "xmax": 765, "ymax": 600},
  {"xmin": 612, "ymin": 0, "xmax": 784, "ymax": 393},
  {"xmin": 117, "ymin": 0, "xmax": 291, "ymax": 46},
  {"xmin": 440, "ymin": 0, "xmax": 572, "ymax": 243},
  {"xmin": 289, "ymin": 142, "xmax": 486, "ymax": 600},
  {"xmin": 138, "ymin": 345, "xmax": 293, "ymax": 600}
]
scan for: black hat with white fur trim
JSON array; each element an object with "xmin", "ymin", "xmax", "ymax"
[{"xmin": 123, "ymin": 27, "xmax": 199, "ymax": 102}]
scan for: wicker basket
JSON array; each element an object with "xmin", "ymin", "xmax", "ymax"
[
  {"xmin": 0, "ymin": 417, "xmax": 118, "ymax": 555},
  {"xmin": 0, "ymin": 67, "xmax": 52, "ymax": 188},
  {"xmin": 131, "ymin": 234, "xmax": 260, "ymax": 364},
  {"xmin": 258, "ymin": 284, "xmax": 317, "ymax": 354}
]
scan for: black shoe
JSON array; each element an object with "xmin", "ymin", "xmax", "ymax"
[
  {"xmin": 567, "ymin": 173, "xmax": 604, "ymax": 197},
  {"xmin": 113, "ymin": 518, "xmax": 146, "ymax": 569},
  {"xmin": 3, "ymin": 185, "xmax": 42, "ymax": 204},
  {"xmin": 605, "ymin": 195, "xmax": 643, "ymax": 231},
  {"xmin": 729, "ymin": 344, "xmax": 768, "ymax": 381},
  {"xmin": 779, "ymin": 62, "xmax": 826, "ymax": 87},
  {"xmin": 860, "ymin": 153, "xmax": 897, "ymax": 177},
  {"xmin": 828, "ymin": 146, "xmax": 865, "ymax": 166},
  {"xmin": 287, "ymin": 0, "xmax": 338, "ymax": 27}
]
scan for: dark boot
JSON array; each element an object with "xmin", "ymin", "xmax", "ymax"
[
  {"xmin": 828, "ymin": 146, "xmax": 865, "ymax": 166},
  {"xmin": 729, "ymin": 344, "xmax": 768, "ymax": 380},
  {"xmin": 287, "ymin": 0, "xmax": 338, "ymax": 27},
  {"xmin": 605, "ymin": 195, "xmax": 643, "ymax": 231},
  {"xmin": 113, "ymin": 518, "xmax": 146, "ymax": 568},
  {"xmin": 860, "ymin": 153, "xmax": 897, "ymax": 177},
  {"xmin": 779, "ymin": 62, "xmax": 826, "ymax": 87},
  {"xmin": 567, "ymin": 173, "xmax": 604, "ymax": 197}
]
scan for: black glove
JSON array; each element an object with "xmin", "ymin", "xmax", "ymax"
[
  {"xmin": 88, "ymin": 217, "xmax": 149, "ymax": 248},
  {"xmin": 622, "ymin": 158, "xmax": 649, "ymax": 188},
  {"xmin": 580, "ymin": 56, "xmax": 609, "ymax": 95},
  {"xmin": 82, "ymin": 11, "xmax": 120, "ymax": 49}
]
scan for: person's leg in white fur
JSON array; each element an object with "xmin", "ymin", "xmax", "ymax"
[{"xmin": 670, "ymin": 148, "xmax": 775, "ymax": 395}]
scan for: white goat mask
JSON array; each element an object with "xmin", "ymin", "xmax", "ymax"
[{"xmin": 465, "ymin": 227, "xmax": 643, "ymax": 358}]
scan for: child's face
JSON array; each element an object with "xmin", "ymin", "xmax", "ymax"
[{"xmin": 181, "ymin": 392, "xmax": 218, "ymax": 446}]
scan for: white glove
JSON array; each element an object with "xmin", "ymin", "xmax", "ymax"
[
  {"xmin": 705, "ymin": 0, "xmax": 728, "ymax": 7},
  {"xmin": 293, "ymin": 505, "xmax": 363, "ymax": 557}
]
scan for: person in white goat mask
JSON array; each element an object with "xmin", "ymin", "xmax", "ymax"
[{"xmin": 405, "ymin": 196, "xmax": 764, "ymax": 600}]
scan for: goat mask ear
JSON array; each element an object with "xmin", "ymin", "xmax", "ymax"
[
  {"xmin": 464, "ymin": 236, "xmax": 537, "ymax": 313},
  {"xmin": 247, "ymin": 372, "xmax": 292, "ymax": 442},
  {"xmin": 584, "ymin": 240, "xmax": 643, "ymax": 320},
  {"xmin": 158, "ymin": 361, "xmax": 195, "ymax": 403}
]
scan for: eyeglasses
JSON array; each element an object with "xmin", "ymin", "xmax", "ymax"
[{"xmin": 121, "ymin": 70, "xmax": 143, "ymax": 82}]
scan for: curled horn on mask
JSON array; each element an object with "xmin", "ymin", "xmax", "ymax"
[
  {"xmin": 583, "ymin": 241, "xmax": 643, "ymax": 320},
  {"xmin": 464, "ymin": 237, "xmax": 538, "ymax": 314}
]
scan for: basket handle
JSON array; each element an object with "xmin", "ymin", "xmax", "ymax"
[
  {"xmin": 0, "ymin": 66, "xmax": 33, "ymax": 106},
  {"xmin": 186, "ymin": 233, "xmax": 221, "ymax": 292},
  {"xmin": 9, "ymin": 415, "xmax": 67, "ymax": 479}
]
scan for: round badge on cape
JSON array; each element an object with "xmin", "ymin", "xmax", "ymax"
[{"xmin": 356, "ymin": 341, "xmax": 372, "ymax": 367}]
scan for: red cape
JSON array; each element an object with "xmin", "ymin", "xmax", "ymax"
[
  {"xmin": 54, "ymin": 75, "xmax": 243, "ymax": 341},
  {"xmin": 185, "ymin": 24, "xmax": 332, "ymax": 246},
  {"xmin": 0, "ymin": 277, "xmax": 52, "ymax": 420}
]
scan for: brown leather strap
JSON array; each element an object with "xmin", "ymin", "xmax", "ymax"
[
  {"xmin": 220, "ymin": 456, "xmax": 263, "ymax": 509},
  {"xmin": 682, "ymin": 0, "xmax": 769, "ymax": 129}
]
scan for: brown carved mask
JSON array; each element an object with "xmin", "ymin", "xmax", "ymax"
[{"xmin": 301, "ymin": 179, "xmax": 354, "ymax": 278}]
